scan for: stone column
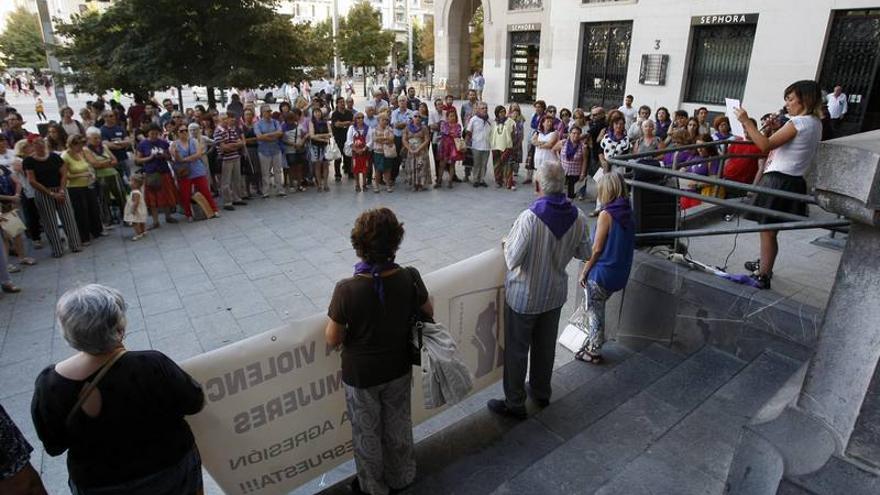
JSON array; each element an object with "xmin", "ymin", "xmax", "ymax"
[{"xmin": 726, "ymin": 130, "xmax": 880, "ymax": 493}]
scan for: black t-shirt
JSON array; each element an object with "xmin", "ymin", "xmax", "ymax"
[
  {"xmin": 23, "ymin": 154, "xmax": 64, "ymax": 188},
  {"xmin": 328, "ymin": 267, "xmax": 428, "ymax": 388},
  {"xmin": 31, "ymin": 350, "xmax": 204, "ymax": 488},
  {"xmin": 331, "ymin": 109, "xmax": 353, "ymax": 142}
]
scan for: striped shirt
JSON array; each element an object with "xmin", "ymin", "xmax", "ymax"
[
  {"xmin": 504, "ymin": 209, "xmax": 591, "ymax": 314},
  {"xmin": 213, "ymin": 125, "xmax": 242, "ymax": 161}
]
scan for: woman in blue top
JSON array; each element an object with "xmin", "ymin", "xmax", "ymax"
[
  {"xmin": 576, "ymin": 171, "xmax": 635, "ymax": 364},
  {"xmin": 169, "ymin": 124, "xmax": 219, "ymax": 221}
]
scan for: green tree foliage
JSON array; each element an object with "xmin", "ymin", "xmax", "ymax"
[
  {"xmin": 470, "ymin": 6, "xmax": 484, "ymax": 74},
  {"xmin": 419, "ymin": 16, "xmax": 434, "ymax": 66},
  {"xmin": 393, "ymin": 21, "xmax": 426, "ymax": 73},
  {"xmin": 338, "ymin": 1, "xmax": 394, "ymax": 74},
  {"xmin": 0, "ymin": 7, "xmax": 46, "ymax": 70},
  {"xmin": 54, "ymin": 0, "xmax": 332, "ymax": 99}
]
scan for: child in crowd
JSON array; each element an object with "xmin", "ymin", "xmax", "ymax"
[
  {"xmin": 35, "ymin": 98, "xmax": 46, "ymax": 122},
  {"xmin": 124, "ymin": 174, "xmax": 147, "ymax": 241}
]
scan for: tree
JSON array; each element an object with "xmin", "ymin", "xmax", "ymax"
[
  {"xmin": 0, "ymin": 7, "xmax": 46, "ymax": 70},
  {"xmin": 338, "ymin": 1, "xmax": 395, "ymax": 95},
  {"xmin": 419, "ymin": 16, "xmax": 434, "ymax": 67},
  {"xmin": 470, "ymin": 6, "xmax": 484, "ymax": 74},
  {"xmin": 393, "ymin": 21, "xmax": 426, "ymax": 74},
  {"xmin": 54, "ymin": 0, "xmax": 333, "ymax": 106}
]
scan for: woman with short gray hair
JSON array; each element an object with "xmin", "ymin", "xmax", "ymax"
[{"xmin": 31, "ymin": 284, "xmax": 205, "ymax": 494}]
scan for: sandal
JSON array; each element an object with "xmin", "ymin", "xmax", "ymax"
[
  {"xmin": 575, "ymin": 349, "xmax": 604, "ymax": 365},
  {"xmin": 20, "ymin": 257, "xmax": 37, "ymax": 266}
]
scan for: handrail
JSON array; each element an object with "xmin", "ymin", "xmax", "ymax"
[
  {"xmin": 626, "ymin": 179, "xmax": 811, "ymax": 223},
  {"xmin": 609, "ymin": 156, "xmax": 817, "ymax": 204},
  {"xmin": 635, "ymin": 220, "xmax": 850, "ymax": 239}
]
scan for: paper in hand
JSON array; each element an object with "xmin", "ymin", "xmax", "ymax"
[{"xmin": 725, "ymin": 98, "xmax": 745, "ymax": 137}]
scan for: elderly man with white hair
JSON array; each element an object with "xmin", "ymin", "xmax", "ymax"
[
  {"xmin": 254, "ymin": 104, "xmax": 286, "ymax": 197},
  {"xmin": 31, "ymin": 284, "xmax": 205, "ymax": 494},
  {"xmin": 488, "ymin": 162, "xmax": 591, "ymax": 419}
]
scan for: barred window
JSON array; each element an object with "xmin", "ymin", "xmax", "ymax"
[
  {"xmin": 685, "ymin": 24, "xmax": 756, "ymax": 104},
  {"xmin": 509, "ymin": 0, "xmax": 542, "ymax": 11}
]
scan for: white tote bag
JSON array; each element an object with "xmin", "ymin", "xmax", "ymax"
[{"xmin": 558, "ymin": 287, "xmax": 590, "ymax": 353}]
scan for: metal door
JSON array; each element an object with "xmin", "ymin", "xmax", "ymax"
[
  {"xmin": 819, "ymin": 10, "xmax": 880, "ymax": 135},
  {"xmin": 578, "ymin": 21, "xmax": 633, "ymax": 110}
]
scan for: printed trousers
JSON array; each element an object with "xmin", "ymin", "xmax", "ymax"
[
  {"xmin": 344, "ymin": 372, "xmax": 416, "ymax": 495},
  {"xmin": 33, "ymin": 188, "xmax": 81, "ymax": 257}
]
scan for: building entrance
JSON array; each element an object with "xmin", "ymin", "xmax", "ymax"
[
  {"xmin": 819, "ymin": 9, "xmax": 880, "ymax": 135},
  {"xmin": 577, "ymin": 21, "xmax": 633, "ymax": 110}
]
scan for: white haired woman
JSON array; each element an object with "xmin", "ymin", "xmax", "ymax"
[
  {"xmin": 83, "ymin": 127, "xmax": 124, "ymax": 227},
  {"xmin": 31, "ymin": 284, "xmax": 205, "ymax": 494}
]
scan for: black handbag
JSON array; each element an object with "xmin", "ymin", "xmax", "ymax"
[{"xmin": 406, "ymin": 267, "xmax": 428, "ymax": 366}]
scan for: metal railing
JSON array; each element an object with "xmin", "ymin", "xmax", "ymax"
[{"xmin": 607, "ymin": 140, "xmax": 850, "ymax": 240}]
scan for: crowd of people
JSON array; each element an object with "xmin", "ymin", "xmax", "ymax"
[{"xmin": 0, "ymin": 76, "xmax": 826, "ymax": 494}]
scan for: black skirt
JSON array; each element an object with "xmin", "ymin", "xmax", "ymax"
[{"xmin": 745, "ymin": 171, "xmax": 808, "ymax": 224}]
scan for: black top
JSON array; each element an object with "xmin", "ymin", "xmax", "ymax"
[
  {"xmin": 31, "ymin": 350, "xmax": 205, "ymax": 488},
  {"xmin": 328, "ymin": 268, "xmax": 428, "ymax": 388},
  {"xmin": 23, "ymin": 154, "xmax": 64, "ymax": 188},
  {"xmin": 331, "ymin": 109, "xmax": 354, "ymax": 139}
]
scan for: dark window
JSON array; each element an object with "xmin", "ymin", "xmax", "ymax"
[
  {"xmin": 509, "ymin": 0, "xmax": 542, "ymax": 10},
  {"xmin": 577, "ymin": 21, "xmax": 633, "ymax": 110},
  {"xmin": 685, "ymin": 24, "xmax": 756, "ymax": 104}
]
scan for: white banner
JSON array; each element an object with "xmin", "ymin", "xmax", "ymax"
[{"xmin": 182, "ymin": 248, "xmax": 507, "ymax": 495}]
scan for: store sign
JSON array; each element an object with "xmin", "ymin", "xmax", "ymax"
[
  {"xmin": 691, "ymin": 13, "xmax": 758, "ymax": 26},
  {"xmin": 508, "ymin": 23, "xmax": 540, "ymax": 32}
]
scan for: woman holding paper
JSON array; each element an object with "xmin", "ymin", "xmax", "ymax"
[
  {"xmin": 326, "ymin": 207, "xmax": 434, "ymax": 495},
  {"xmin": 733, "ymin": 80, "xmax": 823, "ymax": 289}
]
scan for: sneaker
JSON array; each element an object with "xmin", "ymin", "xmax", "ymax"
[
  {"xmin": 486, "ymin": 399, "xmax": 527, "ymax": 420},
  {"xmin": 131, "ymin": 234, "xmax": 143, "ymax": 241},
  {"xmin": 211, "ymin": 212, "xmax": 221, "ymax": 218},
  {"xmin": 277, "ymin": 192, "xmax": 287, "ymax": 197},
  {"xmin": 750, "ymin": 273, "xmax": 771, "ymax": 290},
  {"xmin": 472, "ymin": 182, "xmax": 479, "ymax": 188},
  {"xmin": 223, "ymin": 205, "xmax": 236, "ymax": 211},
  {"xmin": 165, "ymin": 216, "xmax": 179, "ymax": 224},
  {"xmin": 511, "ymin": 185, "xmax": 517, "ymax": 191},
  {"xmin": 262, "ymin": 194, "xmax": 270, "ymax": 199},
  {"xmin": 7, "ymin": 264, "xmax": 20, "ymax": 273},
  {"xmin": 232, "ymin": 201, "xmax": 247, "ymax": 206},
  {"xmin": 744, "ymin": 259, "xmax": 761, "ymax": 273}
]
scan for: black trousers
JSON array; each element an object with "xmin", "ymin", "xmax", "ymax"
[
  {"xmin": 68, "ymin": 186, "xmax": 103, "ymax": 242},
  {"xmin": 503, "ymin": 303, "xmax": 562, "ymax": 410}
]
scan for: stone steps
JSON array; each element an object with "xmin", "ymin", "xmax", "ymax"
[
  {"xmin": 494, "ymin": 346, "xmax": 747, "ymax": 494},
  {"xmin": 318, "ymin": 343, "xmax": 807, "ymax": 495}
]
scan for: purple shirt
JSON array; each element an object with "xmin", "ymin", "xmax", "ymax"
[{"xmin": 137, "ymin": 138, "xmax": 171, "ymax": 174}]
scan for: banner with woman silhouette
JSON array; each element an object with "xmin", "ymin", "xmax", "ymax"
[{"xmin": 182, "ymin": 248, "xmax": 507, "ymax": 495}]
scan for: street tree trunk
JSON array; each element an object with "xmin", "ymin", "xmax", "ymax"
[
  {"xmin": 207, "ymin": 86, "xmax": 216, "ymax": 109},
  {"xmin": 177, "ymin": 85, "xmax": 184, "ymax": 113},
  {"xmin": 363, "ymin": 66, "xmax": 367, "ymax": 97}
]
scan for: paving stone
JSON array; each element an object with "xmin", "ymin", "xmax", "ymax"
[{"xmin": 138, "ymin": 290, "xmax": 184, "ymax": 316}]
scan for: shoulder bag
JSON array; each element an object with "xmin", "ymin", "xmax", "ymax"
[
  {"xmin": 65, "ymin": 349, "xmax": 127, "ymax": 426},
  {"xmin": 406, "ymin": 267, "xmax": 427, "ymax": 367}
]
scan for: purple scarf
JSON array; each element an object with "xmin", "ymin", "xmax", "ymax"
[
  {"xmin": 407, "ymin": 121, "xmax": 423, "ymax": 134},
  {"xmin": 354, "ymin": 261, "xmax": 400, "ymax": 306},
  {"xmin": 603, "ymin": 197, "xmax": 633, "ymax": 229},
  {"xmin": 563, "ymin": 139, "xmax": 580, "ymax": 161},
  {"xmin": 530, "ymin": 193, "xmax": 578, "ymax": 239}
]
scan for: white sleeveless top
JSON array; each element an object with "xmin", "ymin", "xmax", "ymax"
[{"xmin": 765, "ymin": 115, "xmax": 822, "ymax": 177}]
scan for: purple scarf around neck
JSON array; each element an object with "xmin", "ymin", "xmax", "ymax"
[
  {"xmin": 354, "ymin": 260, "xmax": 400, "ymax": 305},
  {"xmin": 529, "ymin": 193, "xmax": 578, "ymax": 239},
  {"xmin": 603, "ymin": 197, "xmax": 633, "ymax": 228},
  {"xmin": 563, "ymin": 139, "xmax": 580, "ymax": 161}
]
